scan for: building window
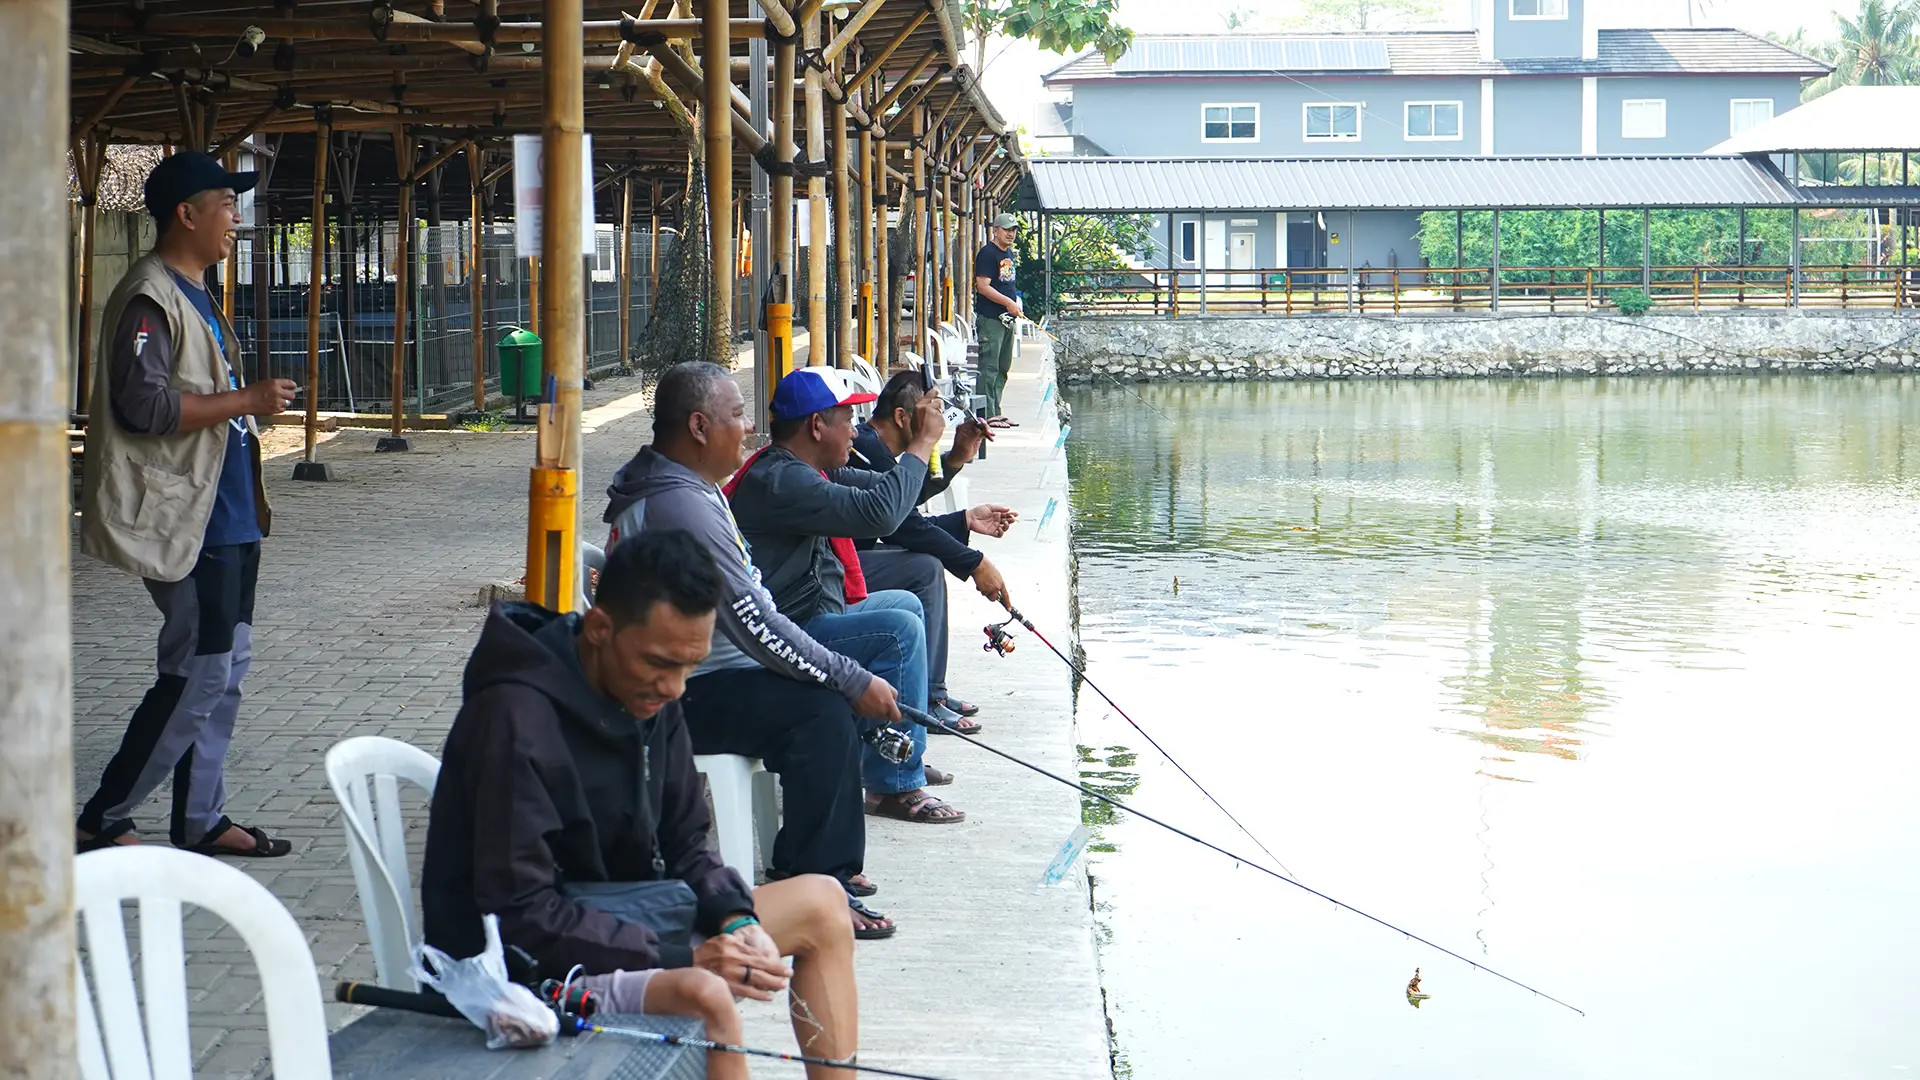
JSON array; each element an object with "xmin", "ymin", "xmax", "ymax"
[
  {"xmin": 1304, "ymin": 102, "xmax": 1362, "ymax": 141},
  {"xmin": 1730, "ymin": 98, "xmax": 1775, "ymax": 135},
  {"xmin": 1201, "ymin": 103, "xmax": 1258, "ymax": 142},
  {"xmin": 1404, "ymin": 101, "xmax": 1463, "ymax": 141},
  {"xmin": 1509, "ymin": 0, "xmax": 1568, "ymax": 18},
  {"xmin": 1180, "ymin": 221, "xmax": 1197, "ymax": 262},
  {"xmin": 1621, "ymin": 99, "xmax": 1667, "ymax": 139}
]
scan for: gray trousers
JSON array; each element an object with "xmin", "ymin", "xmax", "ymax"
[
  {"xmin": 856, "ymin": 546, "xmax": 949, "ymax": 702},
  {"xmin": 975, "ymin": 315, "xmax": 1015, "ymax": 418},
  {"xmin": 79, "ymin": 542, "xmax": 258, "ymax": 846}
]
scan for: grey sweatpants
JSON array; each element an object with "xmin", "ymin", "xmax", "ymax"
[
  {"xmin": 975, "ymin": 315, "xmax": 1015, "ymax": 418},
  {"xmin": 856, "ymin": 546, "xmax": 949, "ymax": 702},
  {"xmin": 78, "ymin": 542, "xmax": 258, "ymax": 847}
]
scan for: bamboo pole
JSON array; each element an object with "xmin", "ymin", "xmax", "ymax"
[
  {"xmin": 702, "ymin": 0, "xmax": 734, "ymax": 369},
  {"xmin": 650, "ymin": 178, "xmax": 663, "ymax": 304},
  {"xmin": 875, "ymin": 130, "xmax": 891, "ymax": 371},
  {"xmin": 843, "ymin": 10, "xmax": 927, "ymax": 97},
  {"xmin": 0, "ymin": 0, "xmax": 73, "ymax": 1068},
  {"xmin": 222, "ymin": 149, "xmax": 241, "ymax": 321},
  {"xmin": 939, "ymin": 142, "xmax": 953, "ymax": 324},
  {"xmin": 823, "ymin": 0, "xmax": 888, "ymax": 64},
  {"xmin": 71, "ymin": 11, "xmax": 766, "ymax": 44},
  {"xmin": 385, "ymin": 127, "xmax": 415, "ymax": 448},
  {"xmin": 911, "ymin": 103, "xmax": 927, "ymax": 347},
  {"xmin": 303, "ymin": 114, "xmax": 330, "ymax": 467},
  {"xmin": 469, "ymin": 142, "xmax": 487, "ymax": 411},
  {"xmin": 831, "ymin": 51, "xmax": 854, "ymax": 368},
  {"xmin": 619, "ymin": 171, "xmax": 634, "ymax": 371},
  {"xmin": 771, "ymin": 31, "xmax": 796, "ymax": 295},
  {"xmin": 858, "ymin": 84, "xmax": 876, "ymax": 363},
  {"xmin": 873, "ymin": 48, "xmax": 941, "ymax": 117},
  {"xmin": 804, "ymin": 9, "xmax": 827, "ymax": 363},
  {"xmin": 73, "ymin": 139, "xmax": 104, "ymax": 415}
]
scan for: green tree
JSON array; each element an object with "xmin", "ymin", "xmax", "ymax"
[
  {"xmin": 1804, "ymin": 0, "xmax": 1920, "ymax": 98},
  {"xmin": 963, "ymin": 0, "xmax": 1132, "ymax": 73},
  {"xmin": 1015, "ymin": 213, "xmax": 1156, "ymax": 319}
]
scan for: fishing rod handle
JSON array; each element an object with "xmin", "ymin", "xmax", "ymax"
[{"xmin": 334, "ymin": 981, "xmax": 466, "ymax": 1020}]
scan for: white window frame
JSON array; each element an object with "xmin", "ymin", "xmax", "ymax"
[
  {"xmin": 1508, "ymin": 0, "xmax": 1568, "ymax": 19},
  {"xmin": 1179, "ymin": 220, "xmax": 1197, "ymax": 262},
  {"xmin": 1303, "ymin": 101, "xmax": 1363, "ymax": 142},
  {"xmin": 1730, "ymin": 97, "xmax": 1774, "ymax": 136},
  {"xmin": 1200, "ymin": 102, "xmax": 1260, "ymax": 144},
  {"xmin": 1621, "ymin": 98, "xmax": 1667, "ymax": 140},
  {"xmin": 1404, "ymin": 100, "xmax": 1464, "ymax": 142}
]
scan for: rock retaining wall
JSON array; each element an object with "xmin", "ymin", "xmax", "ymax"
[{"xmin": 1053, "ymin": 312, "xmax": 1920, "ymax": 382}]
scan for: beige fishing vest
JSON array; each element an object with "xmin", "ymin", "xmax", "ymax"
[{"xmin": 80, "ymin": 253, "xmax": 271, "ymax": 583}]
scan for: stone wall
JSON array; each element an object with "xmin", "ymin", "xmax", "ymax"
[{"xmin": 1053, "ymin": 311, "xmax": 1920, "ymax": 382}]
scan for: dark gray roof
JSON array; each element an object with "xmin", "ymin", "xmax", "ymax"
[
  {"xmin": 1042, "ymin": 29, "xmax": 1830, "ymax": 83},
  {"xmin": 1020, "ymin": 155, "xmax": 1902, "ymax": 212}
]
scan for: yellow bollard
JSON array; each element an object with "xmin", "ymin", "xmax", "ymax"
[
  {"xmin": 766, "ymin": 301, "xmax": 794, "ymax": 402},
  {"xmin": 857, "ymin": 283, "xmax": 872, "ymax": 361},
  {"xmin": 525, "ymin": 466, "xmax": 578, "ymax": 613}
]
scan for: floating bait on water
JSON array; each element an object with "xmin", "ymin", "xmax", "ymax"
[
  {"xmin": 1172, "ymin": 576, "xmax": 1179, "ymax": 595},
  {"xmin": 1406, "ymin": 968, "xmax": 1431, "ymax": 1008}
]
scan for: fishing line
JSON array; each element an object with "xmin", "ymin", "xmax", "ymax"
[
  {"xmin": 582, "ymin": 1022, "xmax": 957, "ymax": 1080},
  {"xmin": 897, "ymin": 704, "xmax": 1586, "ymax": 1017},
  {"xmin": 988, "ymin": 602, "xmax": 1297, "ymax": 879}
]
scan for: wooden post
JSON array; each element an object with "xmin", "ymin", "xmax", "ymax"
[
  {"xmin": 1790, "ymin": 207, "xmax": 1801, "ymax": 307},
  {"xmin": 381, "ymin": 127, "xmax": 414, "ymax": 451},
  {"xmin": 768, "ymin": 29, "xmax": 796, "ymax": 418},
  {"xmin": 650, "ymin": 178, "xmax": 663, "ymax": 305},
  {"xmin": 1198, "ymin": 210, "xmax": 1208, "ymax": 314},
  {"xmin": 859, "ymin": 93, "xmax": 875, "ymax": 362},
  {"xmin": 469, "ymin": 143, "xmax": 487, "ymax": 411},
  {"xmin": 702, "ymin": 0, "xmax": 734, "ymax": 368},
  {"xmin": 830, "ymin": 52, "xmax": 854, "ymax": 368},
  {"xmin": 803, "ymin": 9, "xmax": 827, "ymax": 364},
  {"xmin": 72, "ymin": 138, "xmax": 105, "ymax": 415},
  {"xmin": 252, "ymin": 177, "xmax": 272, "ymax": 383},
  {"xmin": 0, "ymin": 1, "xmax": 74, "ymax": 1069},
  {"xmin": 1492, "ymin": 208, "xmax": 1502, "ymax": 312},
  {"xmin": 619, "ymin": 172, "xmax": 634, "ymax": 371},
  {"xmin": 911, "ymin": 104, "xmax": 928, "ymax": 347},
  {"xmin": 1641, "ymin": 208, "xmax": 1652, "ymax": 297},
  {"xmin": 875, "ymin": 134, "xmax": 892, "ymax": 370},
  {"xmin": 528, "ymin": 255, "xmax": 540, "ymax": 335},
  {"xmin": 297, "ymin": 113, "xmax": 331, "ymax": 476}
]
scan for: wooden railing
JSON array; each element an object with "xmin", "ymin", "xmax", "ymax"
[{"xmin": 1048, "ymin": 264, "xmax": 1919, "ymax": 316}]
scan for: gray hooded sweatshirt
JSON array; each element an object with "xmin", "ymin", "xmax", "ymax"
[{"xmin": 602, "ymin": 447, "xmax": 871, "ymax": 702}]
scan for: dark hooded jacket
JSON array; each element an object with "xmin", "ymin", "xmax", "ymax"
[{"xmin": 420, "ymin": 602, "xmax": 754, "ymax": 975}]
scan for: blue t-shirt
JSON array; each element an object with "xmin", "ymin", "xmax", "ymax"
[{"xmin": 168, "ymin": 269, "xmax": 261, "ymax": 548}]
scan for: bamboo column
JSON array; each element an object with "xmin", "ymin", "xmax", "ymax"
[
  {"xmin": 619, "ymin": 172, "xmax": 634, "ymax": 370},
  {"xmin": 939, "ymin": 140, "xmax": 954, "ymax": 324},
  {"xmin": 803, "ymin": 9, "xmax": 827, "ymax": 363},
  {"xmin": 830, "ymin": 51, "xmax": 854, "ymax": 367},
  {"xmin": 0, "ymin": 1, "xmax": 74, "ymax": 1068},
  {"xmin": 650, "ymin": 178, "xmax": 662, "ymax": 303},
  {"xmin": 294, "ymin": 113, "xmax": 332, "ymax": 479},
  {"xmin": 702, "ymin": 0, "xmax": 734, "ymax": 368},
  {"xmin": 858, "ymin": 90, "xmax": 876, "ymax": 363},
  {"xmin": 875, "ymin": 132, "xmax": 892, "ymax": 371},
  {"xmin": 469, "ymin": 143, "xmax": 487, "ymax": 411},
  {"xmin": 381, "ymin": 126, "xmax": 415, "ymax": 451},
  {"xmin": 767, "ymin": 26, "xmax": 796, "ymax": 419},
  {"xmin": 911, "ymin": 104, "xmax": 928, "ymax": 349},
  {"xmin": 73, "ymin": 138, "xmax": 105, "ymax": 416}
]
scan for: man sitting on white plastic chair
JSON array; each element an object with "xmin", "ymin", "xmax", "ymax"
[{"xmin": 421, "ymin": 530, "xmax": 860, "ymax": 1080}]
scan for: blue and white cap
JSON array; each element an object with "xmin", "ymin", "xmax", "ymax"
[{"xmin": 769, "ymin": 366, "xmax": 878, "ymax": 421}]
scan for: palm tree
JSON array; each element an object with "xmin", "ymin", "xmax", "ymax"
[{"xmin": 1805, "ymin": 0, "xmax": 1920, "ymax": 99}]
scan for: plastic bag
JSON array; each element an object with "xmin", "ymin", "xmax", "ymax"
[{"xmin": 411, "ymin": 914, "xmax": 559, "ymax": 1050}]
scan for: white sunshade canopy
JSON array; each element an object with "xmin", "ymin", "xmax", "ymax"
[{"xmin": 1710, "ymin": 86, "xmax": 1920, "ymax": 155}]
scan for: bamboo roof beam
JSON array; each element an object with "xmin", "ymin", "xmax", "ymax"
[
  {"xmin": 840, "ymin": 9, "xmax": 925, "ymax": 100},
  {"xmin": 69, "ymin": 12, "xmax": 769, "ymax": 45}
]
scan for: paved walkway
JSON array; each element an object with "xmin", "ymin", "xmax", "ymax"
[{"xmin": 69, "ymin": 342, "xmax": 1108, "ymax": 1079}]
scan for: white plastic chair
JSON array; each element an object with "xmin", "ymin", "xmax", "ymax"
[
  {"xmin": 694, "ymin": 754, "xmax": 779, "ymax": 881},
  {"xmin": 845, "ymin": 357, "xmax": 881, "ymax": 422},
  {"xmin": 325, "ymin": 735, "xmax": 442, "ymax": 991},
  {"xmin": 76, "ymin": 846, "xmax": 332, "ymax": 1080}
]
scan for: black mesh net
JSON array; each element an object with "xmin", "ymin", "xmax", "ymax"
[{"xmin": 638, "ymin": 157, "xmax": 711, "ymax": 377}]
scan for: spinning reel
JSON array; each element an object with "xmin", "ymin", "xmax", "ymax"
[{"xmin": 983, "ymin": 617, "xmax": 1017, "ymax": 656}]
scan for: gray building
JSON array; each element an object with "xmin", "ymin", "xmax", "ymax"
[{"xmin": 1037, "ymin": 7, "xmax": 1829, "ymax": 279}]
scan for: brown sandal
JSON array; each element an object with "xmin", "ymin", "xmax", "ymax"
[{"xmin": 866, "ymin": 790, "xmax": 966, "ymax": 824}]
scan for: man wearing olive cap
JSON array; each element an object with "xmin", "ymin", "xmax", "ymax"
[{"xmin": 77, "ymin": 151, "xmax": 299, "ymax": 858}]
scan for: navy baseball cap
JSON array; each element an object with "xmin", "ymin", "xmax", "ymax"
[
  {"xmin": 770, "ymin": 367, "xmax": 878, "ymax": 421},
  {"xmin": 144, "ymin": 151, "xmax": 259, "ymax": 223}
]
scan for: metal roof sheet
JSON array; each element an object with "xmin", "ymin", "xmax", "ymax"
[
  {"xmin": 1043, "ymin": 28, "xmax": 1830, "ymax": 83},
  {"xmin": 1023, "ymin": 155, "xmax": 1838, "ymax": 212},
  {"xmin": 1710, "ymin": 86, "xmax": 1920, "ymax": 154},
  {"xmin": 1111, "ymin": 36, "xmax": 1391, "ymax": 74}
]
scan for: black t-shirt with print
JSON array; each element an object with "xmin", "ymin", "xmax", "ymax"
[{"xmin": 972, "ymin": 241, "xmax": 1018, "ymax": 318}]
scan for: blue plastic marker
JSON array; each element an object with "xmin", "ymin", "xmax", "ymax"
[
  {"xmin": 1035, "ymin": 496, "xmax": 1058, "ymax": 536},
  {"xmin": 1040, "ymin": 825, "xmax": 1092, "ymax": 887},
  {"xmin": 1052, "ymin": 425, "xmax": 1069, "ymax": 455}
]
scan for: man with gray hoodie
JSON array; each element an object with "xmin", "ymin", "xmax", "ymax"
[{"xmin": 603, "ymin": 362, "xmax": 907, "ymax": 939}]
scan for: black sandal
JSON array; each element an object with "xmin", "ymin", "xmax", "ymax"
[
  {"xmin": 923, "ymin": 765, "xmax": 955, "ymax": 787},
  {"xmin": 844, "ymin": 874, "xmax": 879, "ymax": 898},
  {"xmin": 850, "ymin": 897, "xmax": 897, "ymax": 940},
  {"xmin": 186, "ymin": 817, "xmax": 292, "ymax": 859},
  {"xmin": 77, "ymin": 819, "xmax": 137, "ymax": 854}
]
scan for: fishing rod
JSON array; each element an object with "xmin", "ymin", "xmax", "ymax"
[
  {"xmin": 895, "ymin": 704, "xmax": 1586, "ymax": 1017},
  {"xmin": 337, "ymin": 981, "xmax": 957, "ymax": 1079},
  {"xmin": 984, "ymin": 602, "xmax": 1298, "ymax": 879}
]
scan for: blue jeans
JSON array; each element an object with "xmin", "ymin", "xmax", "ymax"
[{"xmin": 803, "ymin": 589, "xmax": 930, "ymax": 795}]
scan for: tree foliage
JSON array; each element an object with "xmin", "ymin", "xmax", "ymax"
[
  {"xmin": 1014, "ymin": 213, "xmax": 1156, "ymax": 318},
  {"xmin": 1775, "ymin": 0, "xmax": 1920, "ymax": 100},
  {"xmin": 963, "ymin": 0, "xmax": 1132, "ymax": 66}
]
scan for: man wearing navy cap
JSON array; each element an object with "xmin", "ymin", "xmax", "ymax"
[
  {"xmin": 77, "ymin": 151, "xmax": 298, "ymax": 858},
  {"xmin": 727, "ymin": 368, "xmax": 968, "ymax": 828}
]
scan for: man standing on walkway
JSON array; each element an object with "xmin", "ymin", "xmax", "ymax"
[
  {"xmin": 76, "ymin": 151, "xmax": 298, "ymax": 857},
  {"xmin": 973, "ymin": 213, "xmax": 1024, "ymax": 425}
]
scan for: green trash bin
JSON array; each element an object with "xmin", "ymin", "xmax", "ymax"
[{"xmin": 496, "ymin": 327, "xmax": 544, "ymax": 400}]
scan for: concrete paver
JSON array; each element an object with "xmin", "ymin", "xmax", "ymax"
[{"xmin": 70, "ymin": 343, "xmax": 1106, "ymax": 1079}]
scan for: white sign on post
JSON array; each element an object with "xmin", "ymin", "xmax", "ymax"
[{"xmin": 513, "ymin": 133, "xmax": 596, "ymax": 259}]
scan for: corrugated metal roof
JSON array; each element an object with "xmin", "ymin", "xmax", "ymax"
[
  {"xmin": 1043, "ymin": 28, "xmax": 1830, "ymax": 83},
  {"xmin": 1111, "ymin": 37, "xmax": 1391, "ymax": 74},
  {"xmin": 1023, "ymin": 155, "xmax": 1835, "ymax": 212},
  {"xmin": 1710, "ymin": 86, "xmax": 1920, "ymax": 154}
]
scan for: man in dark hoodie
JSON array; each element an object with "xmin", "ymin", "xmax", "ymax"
[
  {"xmin": 421, "ymin": 531, "xmax": 859, "ymax": 1079},
  {"xmin": 603, "ymin": 362, "xmax": 906, "ymax": 939}
]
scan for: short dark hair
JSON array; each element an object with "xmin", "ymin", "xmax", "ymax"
[
  {"xmin": 875, "ymin": 370, "xmax": 926, "ymax": 422},
  {"xmin": 652, "ymin": 361, "xmax": 735, "ymax": 443},
  {"xmin": 767, "ymin": 403, "xmax": 848, "ymax": 443},
  {"xmin": 595, "ymin": 529, "xmax": 724, "ymax": 626}
]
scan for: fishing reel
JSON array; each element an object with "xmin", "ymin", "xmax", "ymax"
[
  {"xmin": 983, "ymin": 618, "xmax": 1017, "ymax": 656},
  {"xmin": 537, "ymin": 977, "xmax": 598, "ymax": 1021}
]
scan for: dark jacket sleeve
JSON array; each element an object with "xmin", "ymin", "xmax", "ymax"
[
  {"xmin": 108, "ymin": 296, "xmax": 182, "ymax": 436},
  {"xmin": 881, "ymin": 511, "xmax": 983, "ymax": 579},
  {"xmin": 463, "ymin": 686, "xmax": 695, "ymax": 972},
  {"xmin": 654, "ymin": 705, "xmax": 756, "ymax": 934},
  {"xmin": 741, "ymin": 450, "xmax": 929, "ymax": 539}
]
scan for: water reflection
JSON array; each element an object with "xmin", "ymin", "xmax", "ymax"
[{"xmin": 1077, "ymin": 741, "xmax": 1141, "ymax": 855}]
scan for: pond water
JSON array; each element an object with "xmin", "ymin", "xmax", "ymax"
[{"xmin": 1063, "ymin": 375, "xmax": 1920, "ymax": 1080}]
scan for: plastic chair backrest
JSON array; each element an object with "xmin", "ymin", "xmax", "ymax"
[
  {"xmin": 580, "ymin": 540, "xmax": 607, "ymax": 611},
  {"xmin": 925, "ymin": 329, "xmax": 949, "ymax": 381},
  {"xmin": 76, "ymin": 846, "xmax": 332, "ymax": 1080},
  {"xmin": 324, "ymin": 735, "xmax": 442, "ymax": 991}
]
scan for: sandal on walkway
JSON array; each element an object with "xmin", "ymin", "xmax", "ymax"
[
  {"xmin": 845, "ymin": 874, "xmax": 878, "ymax": 898},
  {"xmin": 938, "ymin": 696, "xmax": 981, "ymax": 718},
  {"xmin": 926, "ymin": 714, "xmax": 982, "ymax": 736},
  {"xmin": 186, "ymin": 817, "xmax": 292, "ymax": 859},
  {"xmin": 77, "ymin": 820, "xmax": 139, "ymax": 854},
  {"xmin": 850, "ymin": 898, "xmax": 897, "ymax": 940},
  {"xmin": 866, "ymin": 790, "xmax": 967, "ymax": 824},
  {"xmin": 923, "ymin": 765, "xmax": 955, "ymax": 787},
  {"xmin": 986, "ymin": 416, "xmax": 1019, "ymax": 429}
]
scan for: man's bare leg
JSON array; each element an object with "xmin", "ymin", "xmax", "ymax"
[
  {"xmin": 754, "ymin": 874, "xmax": 859, "ymax": 1079},
  {"xmin": 642, "ymin": 968, "xmax": 750, "ymax": 1080}
]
